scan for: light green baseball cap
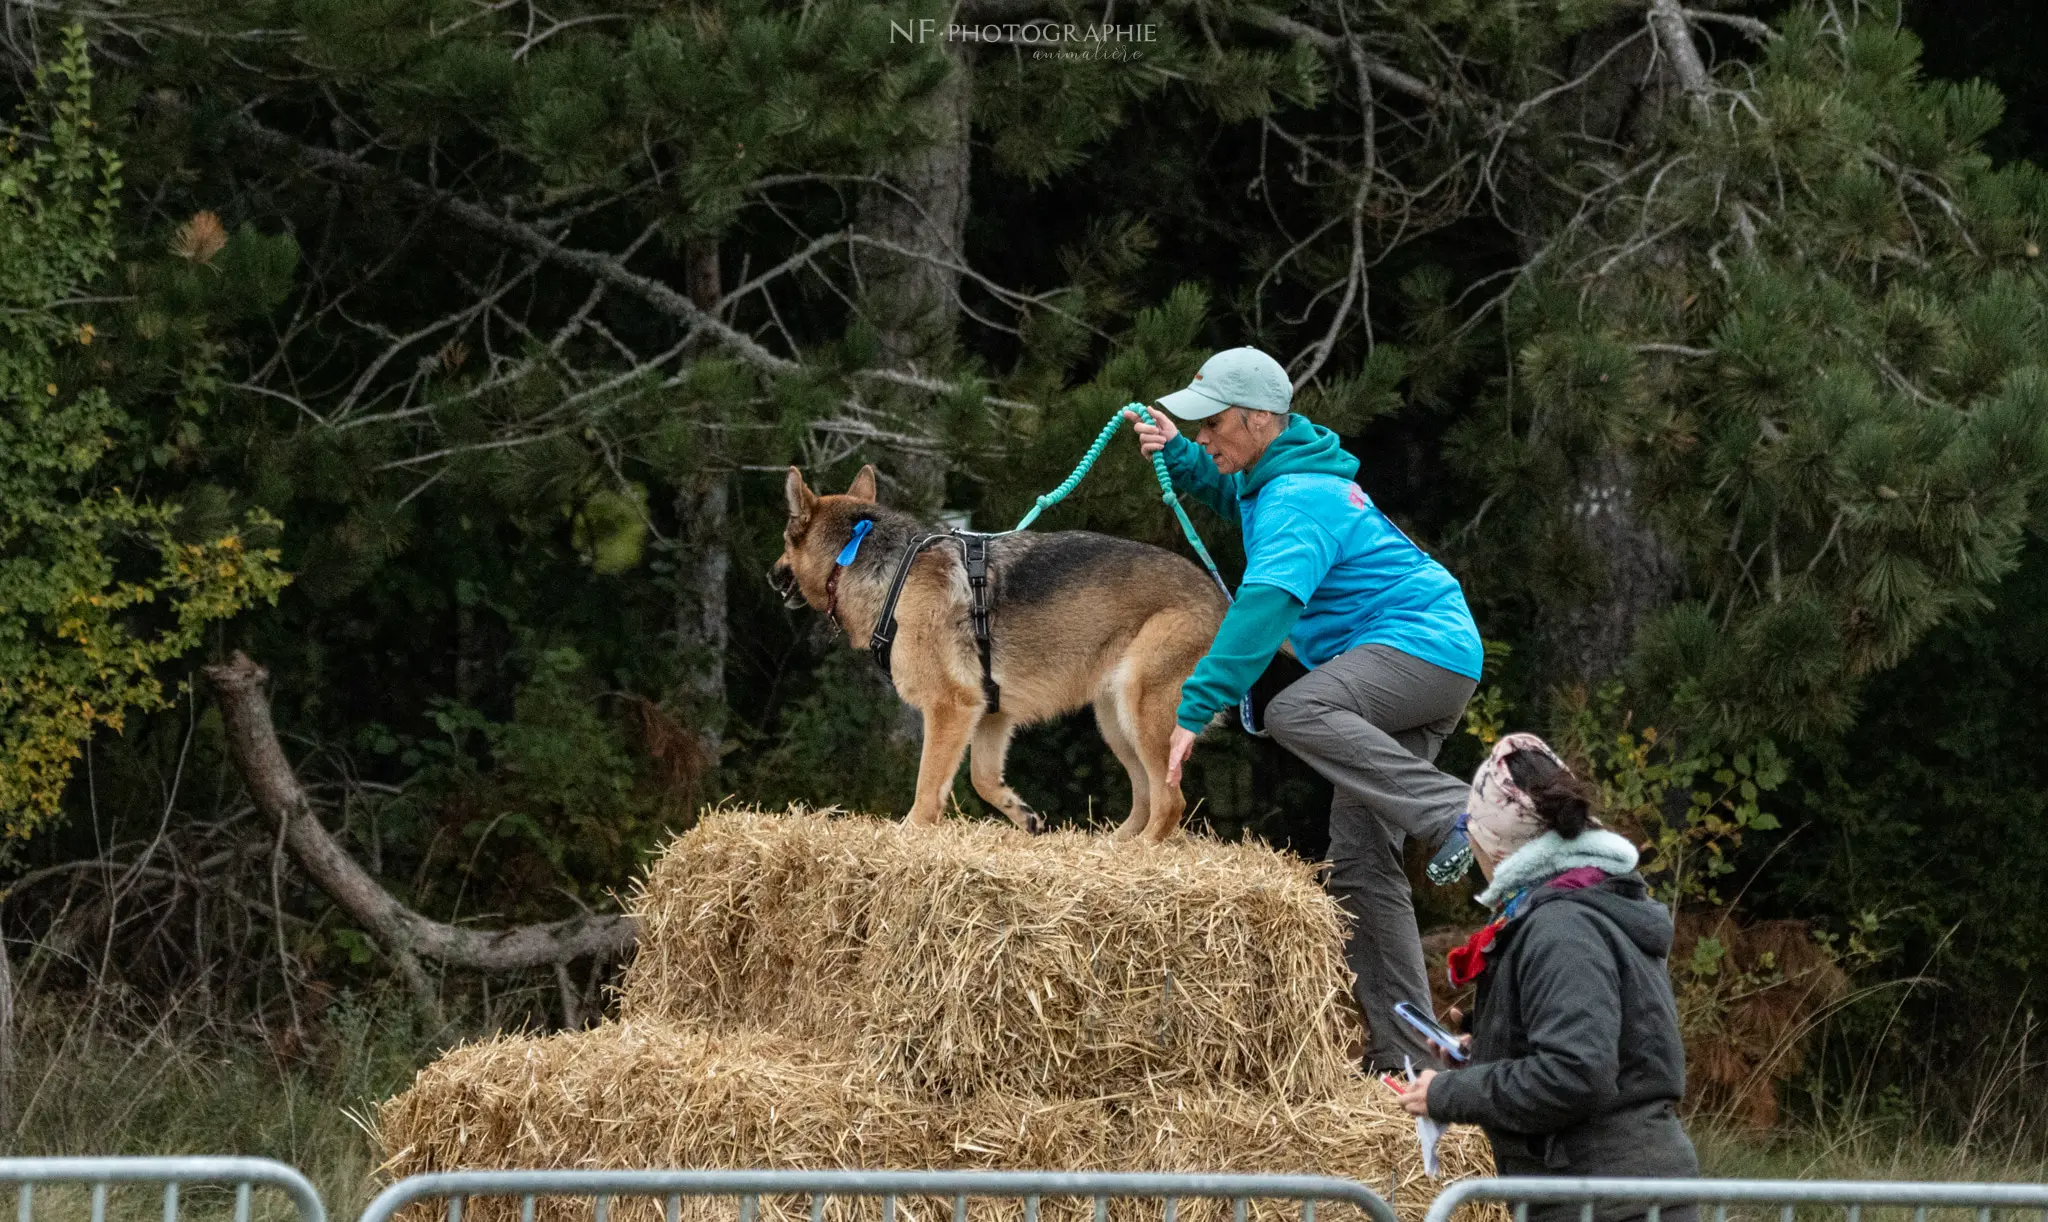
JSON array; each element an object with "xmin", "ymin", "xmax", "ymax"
[{"xmin": 1156, "ymin": 347, "xmax": 1293, "ymax": 421}]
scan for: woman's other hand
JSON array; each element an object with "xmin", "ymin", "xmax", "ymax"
[
  {"xmin": 1397, "ymin": 1069, "xmax": 1438, "ymax": 1118},
  {"xmin": 1444, "ymin": 1006, "xmax": 1474, "ymax": 1055}
]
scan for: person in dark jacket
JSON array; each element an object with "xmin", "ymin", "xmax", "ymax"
[{"xmin": 1395, "ymin": 733, "xmax": 1699, "ymax": 1222}]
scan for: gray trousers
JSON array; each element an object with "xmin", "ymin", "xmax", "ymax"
[{"xmin": 1263, "ymin": 643, "xmax": 1476, "ymax": 1069}]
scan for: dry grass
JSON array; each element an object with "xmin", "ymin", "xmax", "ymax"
[
  {"xmin": 377, "ymin": 1020, "xmax": 1494, "ymax": 1222},
  {"xmin": 619, "ymin": 807, "xmax": 1355, "ymax": 1099}
]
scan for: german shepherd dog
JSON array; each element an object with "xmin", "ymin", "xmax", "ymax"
[{"xmin": 771, "ymin": 466, "xmax": 1227, "ymax": 843}]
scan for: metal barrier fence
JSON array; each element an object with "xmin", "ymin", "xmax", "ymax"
[
  {"xmin": 0, "ymin": 1158, "xmax": 325, "ymax": 1222},
  {"xmin": 1421, "ymin": 1177, "xmax": 2048, "ymax": 1222},
  {"xmin": 13, "ymin": 1160, "xmax": 2048, "ymax": 1222},
  {"xmin": 355, "ymin": 1171, "xmax": 1401, "ymax": 1222}
]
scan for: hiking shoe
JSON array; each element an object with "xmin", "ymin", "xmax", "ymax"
[{"xmin": 1425, "ymin": 812, "xmax": 1474, "ymax": 886}]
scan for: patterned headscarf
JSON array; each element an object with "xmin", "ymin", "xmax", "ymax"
[{"xmin": 1465, "ymin": 731, "xmax": 1575, "ymax": 865}]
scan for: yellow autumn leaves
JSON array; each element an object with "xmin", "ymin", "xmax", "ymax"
[{"xmin": 0, "ymin": 35, "xmax": 290, "ymax": 840}]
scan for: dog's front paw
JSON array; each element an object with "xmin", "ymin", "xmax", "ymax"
[{"xmin": 1017, "ymin": 804, "xmax": 1047, "ymax": 835}]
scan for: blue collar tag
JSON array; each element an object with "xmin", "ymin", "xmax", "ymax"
[{"xmin": 835, "ymin": 518, "xmax": 875, "ymax": 566}]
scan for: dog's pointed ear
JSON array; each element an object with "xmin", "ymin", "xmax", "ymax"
[
  {"xmin": 846, "ymin": 464, "xmax": 878, "ymax": 504},
  {"xmin": 784, "ymin": 466, "xmax": 817, "ymax": 524}
]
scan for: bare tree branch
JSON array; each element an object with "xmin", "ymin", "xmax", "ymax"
[
  {"xmin": 1683, "ymin": 7, "xmax": 1775, "ymax": 42},
  {"xmin": 235, "ymin": 118, "xmax": 801, "ymax": 374},
  {"xmin": 203, "ymin": 653, "xmax": 638, "ymax": 994},
  {"xmin": 1235, "ymin": 6, "xmax": 1458, "ymax": 109},
  {"xmin": 1647, "ymin": 0, "xmax": 1714, "ymax": 114}
]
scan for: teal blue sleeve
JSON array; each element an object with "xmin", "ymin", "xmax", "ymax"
[
  {"xmin": 1161, "ymin": 434, "xmax": 1239, "ymax": 524},
  {"xmin": 1175, "ymin": 583, "xmax": 1305, "ymax": 732}
]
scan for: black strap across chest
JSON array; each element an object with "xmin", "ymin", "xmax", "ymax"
[{"xmin": 867, "ymin": 529, "xmax": 1003, "ymax": 714}]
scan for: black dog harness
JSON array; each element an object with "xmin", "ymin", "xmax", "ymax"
[{"xmin": 868, "ymin": 529, "xmax": 1003, "ymax": 714}]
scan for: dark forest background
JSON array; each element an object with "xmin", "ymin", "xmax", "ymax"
[{"xmin": 2, "ymin": 0, "xmax": 2046, "ymax": 1159}]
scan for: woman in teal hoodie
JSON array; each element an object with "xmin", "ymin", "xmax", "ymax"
[{"xmin": 1131, "ymin": 346, "xmax": 1485, "ymax": 1072}]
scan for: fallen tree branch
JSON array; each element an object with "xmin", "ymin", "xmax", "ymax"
[{"xmin": 204, "ymin": 653, "xmax": 638, "ymax": 997}]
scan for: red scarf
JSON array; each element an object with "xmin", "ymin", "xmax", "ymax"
[{"xmin": 1447, "ymin": 919, "xmax": 1503, "ymax": 988}]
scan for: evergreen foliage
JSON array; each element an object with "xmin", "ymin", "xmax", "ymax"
[
  {"xmin": 1774, "ymin": 538, "xmax": 2048, "ymax": 1099},
  {"xmin": 1452, "ymin": 11, "xmax": 2048, "ymax": 744}
]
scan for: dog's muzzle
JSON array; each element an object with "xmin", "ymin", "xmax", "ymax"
[{"xmin": 768, "ymin": 561, "xmax": 807, "ymax": 610}]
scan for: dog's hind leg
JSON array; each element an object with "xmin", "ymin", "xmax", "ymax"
[
  {"xmin": 906, "ymin": 697, "xmax": 980, "ymax": 828},
  {"xmin": 1130, "ymin": 682, "xmax": 1188, "ymax": 844},
  {"xmin": 1094, "ymin": 687, "xmax": 1152, "ymax": 842},
  {"xmin": 1125, "ymin": 614, "xmax": 1205, "ymax": 845},
  {"xmin": 969, "ymin": 715, "xmax": 1045, "ymax": 834}
]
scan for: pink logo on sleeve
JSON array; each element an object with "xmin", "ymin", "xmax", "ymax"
[{"xmin": 1347, "ymin": 484, "xmax": 1368, "ymax": 509}]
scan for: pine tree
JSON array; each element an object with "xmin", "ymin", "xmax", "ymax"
[{"xmin": 1449, "ymin": 8, "xmax": 2048, "ymax": 742}]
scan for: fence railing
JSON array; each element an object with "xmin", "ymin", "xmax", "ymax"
[
  {"xmin": 12, "ymin": 1159, "xmax": 2048, "ymax": 1222},
  {"xmin": 1421, "ymin": 1177, "xmax": 2048, "ymax": 1222},
  {"xmin": 354, "ymin": 1171, "xmax": 1402, "ymax": 1222},
  {"xmin": 0, "ymin": 1157, "xmax": 326, "ymax": 1222}
]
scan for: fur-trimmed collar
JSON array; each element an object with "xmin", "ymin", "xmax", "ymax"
[{"xmin": 1475, "ymin": 828, "xmax": 1640, "ymax": 908}]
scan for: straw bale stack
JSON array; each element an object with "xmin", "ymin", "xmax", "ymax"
[
  {"xmin": 379, "ymin": 1021, "xmax": 1493, "ymax": 1222},
  {"xmin": 619, "ymin": 809, "xmax": 1354, "ymax": 1098},
  {"xmin": 379, "ymin": 1023, "xmax": 920, "ymax": 1182},
  {"xmin": 379, "ymin": 807, "xmax": 1496, "ymax": 1222}
]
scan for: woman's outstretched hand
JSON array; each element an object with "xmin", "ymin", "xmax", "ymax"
[
  {"xmin": 1165, "ymin": 724, "xmax": 1197, "ymax": 787},
  {"xmin": 1124, "ymin": 407, "xmax": 1179, "ymax": 456}
]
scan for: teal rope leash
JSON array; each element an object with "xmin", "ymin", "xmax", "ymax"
[
  {"xmin": 1010, "ymin": 403, "xmax": 1263, "ymax": 737},
  {"xmin": 1012, "ymin": 403, "xmax": 1227, "ymax": 591}
]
